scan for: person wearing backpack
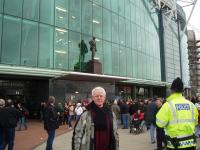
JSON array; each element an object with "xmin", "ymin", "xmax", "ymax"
[{"xmin": 43, "ymin": 96, "xmax": 59, "ymax": 150}]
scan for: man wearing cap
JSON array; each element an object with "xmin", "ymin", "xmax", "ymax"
[{"xmin": 156, "ymin": 77, "xmax": 198, "ymax": 150}]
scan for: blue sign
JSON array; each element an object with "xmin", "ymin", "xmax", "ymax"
[{"xmin": 175, "ymin": 104, "xmax": 190, "ymax": 111}]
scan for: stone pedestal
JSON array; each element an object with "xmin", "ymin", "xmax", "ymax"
[{"xmin": 87, "ymin": 59, "xmax": 102, "ymax": 74}]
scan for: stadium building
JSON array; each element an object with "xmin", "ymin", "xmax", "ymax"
[{"xmin": 0, "ymin": 0, "xmax": 189, "ymax": 117}]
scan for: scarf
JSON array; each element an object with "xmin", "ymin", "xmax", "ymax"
[{"xmin": 88, "ymin": 101, "xmax": 111, "ymax": 130}]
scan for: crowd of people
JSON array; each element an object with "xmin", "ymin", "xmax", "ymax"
[
  {"xmin": 1, "ymin": 78, "xmax": 200, "ymax": 150},
  {"xmin": 0, "ymin": 99, "xmax": 29, "ymax": 150}
]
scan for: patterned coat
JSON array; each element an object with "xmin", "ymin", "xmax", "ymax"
[{"xmin": 72, "ymin": 110, "xmax": 119, "ymax": 150}]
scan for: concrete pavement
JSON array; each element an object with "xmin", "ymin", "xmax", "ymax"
[{"xmin": 34, "ymin": 129, "xmax": 156, "ymax": 150}]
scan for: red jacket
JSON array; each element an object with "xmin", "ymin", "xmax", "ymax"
[{"xmin": 132, "ymin": 112, "xmax": 144, "ymax": 121}]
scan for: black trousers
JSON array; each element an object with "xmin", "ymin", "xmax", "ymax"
[{"xmin": 156, "ymin": 127, "xmax": 166, "ymax": 149}]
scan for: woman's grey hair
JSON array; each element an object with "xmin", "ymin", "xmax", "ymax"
[
  {"xmin": 0, "ymin": 99, "xmax": 5, "ymax": 108},
  {"xmin": 91, "ymin": 87, "xmax": 106, "ymax": 96}
]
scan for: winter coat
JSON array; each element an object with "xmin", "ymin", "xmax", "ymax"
[
  {"xmin": 72, "ymin": 110, "xmax": 119, "ymax": 150},
  {"xmin": 43, "ymin": 104, "xmax": 59, "ymax": 130}
]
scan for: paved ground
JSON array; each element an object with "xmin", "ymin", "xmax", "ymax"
[
  {"xmin": 13, "ymin": 120, "xmax": 200, "ymax": 150},
  {"xmin": 14, "ymin": 120, "xmax": 71, "ymax": 150},
  {"xmin": 34, "ymin": 129, "xmax": 156, "ymax": 150}
]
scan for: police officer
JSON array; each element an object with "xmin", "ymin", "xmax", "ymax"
[{"xmin": 156, "ymin": 77, "xmax": 198, "ymax": 150}]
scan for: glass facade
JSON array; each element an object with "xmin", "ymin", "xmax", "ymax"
[
  {"xmin": 163, "ymin": 16, "xmax": 181, "ymax": 83},
  {"xmin": 181, "ymin": 33, "xmax": 190, "ymax": 86},
  {"xmin": 0, "ymin": 0, "xmax": 161, "ymax": 81}
]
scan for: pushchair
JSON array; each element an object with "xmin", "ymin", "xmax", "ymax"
[{"xmin": 130, "ymin": 110, "xmax": 145, "ymax": 134}]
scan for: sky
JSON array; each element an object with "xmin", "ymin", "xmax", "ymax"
[{"xmin": 178, "ymin": 0, "xmax": 200, "ymax": 39}]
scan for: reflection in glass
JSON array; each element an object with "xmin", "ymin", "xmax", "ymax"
[
  {"xmin": 112, "ymin": 13, "xmax": 119, "ymax": 44},
  {"xmin": 4, "ymin": 0, "xmax": 23, "ymax": 17},
  {"xmin": 111, "ymin": 0, "xmax": 118, "ymax": 13},
  {"xmin": 68, "ymin": 31, "xmax": 81, "ymax": 70},
  {"xmin": 23, "ymin": 0, "xmax": 39, "ymax": 21},
  {"xmin": 93, "ymin": 38, "xmax": 103, "ymax": 63},
  {"xmin": 40, "ymin": 0, "xmax": 54, "ymax": 25},
  {"xmin": 119, "ymin": 46, "xmax": 126, "ymax": 76},
  {"xmin": 103, "ymin": 0, "xmax": 110, "ymax": 9},
  {"xmin": 82, "ymin": 0, "xmax": 92, "ymax": 35},
  {"xmin": 125, "ymin": 0, "xmax": 131, "ymax": 20},
  {"xmin": 125, "ymin": 20, "xmax": 131, "ymax": 48},
  {"xmin": 103, "ymin": 9, "xmax": 111, "ymax": 41},
  {"xmin": 119, "ymin": 17, "xmax": 125, "ymax": 45},
  {"xmin": 112, "ymin": 43, "xmax": 119, "ymax": 75},
  {"xmin": 126, "ymin": 48, "xmax": 133, "ymax": 77},
  {"xmin": 39, "ymin": 24, "xmax": 53, "ymax": 68},
  {"xmin": 54, "ymin": 28, "xmax": 68, "ymax": 70},
  {"xmin": 1, "ymin": 16, "xmax": 21, "ymax": 65},
  {"xmin": 93, "ymin": 4, "xmax": 102, "ymax": 39},
  {"xmin": 69, "ymin": 0, "xmax": 81, "ymax": 32},
  {"xmin": 55, "ymin": 0, "xmax": 68, "ymax": 29},
  {"xmin": 0, "ymin": 0, "xmax": 3, "ymax": 13},
  {"xmin": 118, "ymin": 0, "xmax": 124, "ymax": 16},
  {"xmin": 21, "ymin": 20, "xmax": 38, "ymax": 67},
  {"xmin": 103, "ymin": 41, "xmax": 112, "ymax": 74}
]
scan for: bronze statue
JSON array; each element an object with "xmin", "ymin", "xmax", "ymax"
[{"xmin": 89, "ymin": 37, "xmax": 97, "ymax": 60}]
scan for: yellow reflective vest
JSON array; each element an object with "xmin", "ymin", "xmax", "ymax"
[{"xmin": 156, "ymin": 93, "xmax": 198, "ymax": 149}]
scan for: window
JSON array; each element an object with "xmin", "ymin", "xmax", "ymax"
[
  {"xmin": 38, "ymin": 24, "xmax": 54, "ymax": 68},
  {"xmin": 69, "ymin": 0, "xmax": 81, "ymax": 32},
  {"xmin": 93, "ymin": 0, "xmax": 102, "ymax": 6},
  {"xmin": 132, "ymin": 50, "xmax": 138, "ymax": 77},
  {"xmin": 103, "ymin": 40, "xmax": 112, "ymax": 74},
  {"xmin": 132, "ymin": 23, "xmax": 137, "ymax": 49},
  {"xmin": 95, "ymin": 38, "xmax": 103, "ymax": 63},
  {"xmin": 111, "ymin": 0, "xmax": 118, "ymax": 13},
  {"xmin": 126, "ymin": 48, "xmax": 133, "ymax": 77},
  {"xmin": 23, "ymin": 0, "xmax": 39, "ymax": 21},
  {"xmin": 125, "ymin": 0, "xmax": 130, "ymax": 20},
  {"xmin": 81, "ymin": 34, "xmax": 92, "ymax": 62},
  {"xmin": 119, "ymin": 17, "xmax": 125, "ymax": 45},
  {"xmin": 137, "ymin": 26, "xmax": 142, "ymax": 51},
  {"xmin": 1, "ymin": 16, "xmax": 21, "ymax": 65},
  {"xmin": 54, "ymin": 28, "xmax": 68, "ymax": 70},
  {"xmin": 118, "ymin": 0, "xmax": 124, "ymax": 17},
  {"xmin": 131, "ymin": 4, "xmax": 135, "ymax": 22},
  {"xmin": 40, "ymin": 0, "xmax": 54, "ymax": 25},
  {"xmin": 137, "ymin": 52, "xmax": 142, "ymax": 78},
  {"xmin": 93, "ymin": 4, "xmax": 102, "ymax": 39},
  {"xmin": 4, "ymin": 0, "xmax": 23, "ymax": 17},
  {"xmin": 119, "ymin": 46, "xmax": 126, "ymax": 76},
  {"xmin": 68, "ymin": 31, "xmax": 81, "ymax": 70},
  {"xmin": 125, "ymin": 20, "xmax": 131, "ymax": 48},
  {"xmin": 103, "ymin": 0, "xmax": 110, "ymax": 9},
  {"xmin": 21, "ymin": 20, "xmax": 38, "ymax": 67},
  {"xmin": 55, "ymin": 0, "xmax": 68, "ymax": 29},
  {"xmin": 112, "ymin": 13, "xmax": 119, "ymax": 44},
  {"xmin": 82, "ymin": 0, "xmax": 92, "ymax": 35},
  {"xmin": 112, "ymin": 43, "xmax": 119, "ymax": 75},
  {"xmin": 0, "ymin": 0, "xmax": 3, "ymax": 13},
  {"xmin": 103, "ymin": 9, "xmax": 111, "ymax": 41}
]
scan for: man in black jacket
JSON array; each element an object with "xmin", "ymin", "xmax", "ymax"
[
  {"xmin": 43, "ymin": 96, "xmax": 59, "ymax": 150},
  {"xmin": 0, "ymin": 99, "xmax": 20, "ymax": 150},
  {"xmin": 146, "ymin": 98, "xmax": 158, "ymax": 144}
]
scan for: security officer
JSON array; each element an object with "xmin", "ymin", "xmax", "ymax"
[{"xmin": 156, "ymin": 77, "xmax": 198, "ymax": 150}]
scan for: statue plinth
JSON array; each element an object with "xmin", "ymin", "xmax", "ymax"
[{"xmin": 87, "ymin": 59, "xmax": 102, "ymax": 74}]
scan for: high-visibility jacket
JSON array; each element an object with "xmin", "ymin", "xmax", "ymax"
[{"xmin": 156, "ymin": 93, "xmax": 198, "ymax": 149}]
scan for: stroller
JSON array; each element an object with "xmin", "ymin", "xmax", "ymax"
[{"xmin": 130, "ymin": 110, "xmax": 145, "ymax": 134}]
